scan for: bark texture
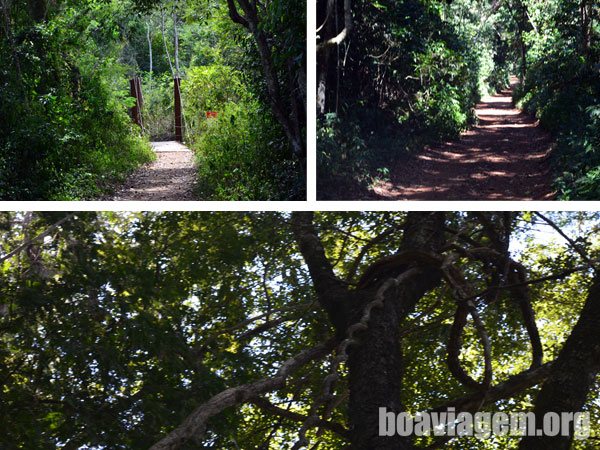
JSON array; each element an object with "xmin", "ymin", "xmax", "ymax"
[{"xmin": 346, "ymin": 212, "xmax": 446, "ymax": 449}]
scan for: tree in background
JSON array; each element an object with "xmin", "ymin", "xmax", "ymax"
[{"xmin": 2, "ymin": 211, "xmax": 600, "ymax": 448}]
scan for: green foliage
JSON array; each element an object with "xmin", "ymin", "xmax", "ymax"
[
  {"xmin": 191, "ymin": 101, "xmax": 304, "ymax": 200},
  {"xmin": 182, "ymin": 64, "xmax": 248, "ymax": 141},
  {"xmin": 512, "ymin": 0, "xmax": 600, "ymax": 199},
  {"xmin": 0, "ymin": 1, "xmax": 153, "ymax": 200},
  {"xmin": 2, "ymin": 212, "xmax": 600, "ymax": 448},
  {"xmin": 317, "ymin": 0, "xmax": 482, "ymax": 195},
  {"xmin": 317, "ymin": 113, "xmax": 370, "ymax": 198},
  {"xmin": 318, "ymin": 0, "xmax": 600, "ymax": 199},
  {"xmin": 141, "ymin": 73, "xmax": 175, "ymax": 140},
  {"xmin": 0, "ymin": 211, "xmax": 320, "ymax": 448},
  {"xmin": 1, "ymin": 0, "xmax": 305, "ymax": 200},
  {"xmin": 411, "ymin": 41, "xmax": 478, "ymax": 138},
  {"xmin": 553, "ymin": 102, "xmax": 600, "ymax": 199},
  {"xmin": 180, "ymin": 63, "xmax": 303, "ymax": 200}
]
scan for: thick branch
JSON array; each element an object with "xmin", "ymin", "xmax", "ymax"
[
  {"xmin": 226, "ymin": 0, "xmax": 249, "ymax": 28},
  {"xmin": 519, "ymin": 276, "xmax": 600, "ymax": 449},
  {"xmin": 430, "ymin": 362, "xmax": 553, "ymax": 415},
  {"xmin": 149, "ymin": 340, "xmax": 335, "ymax": 450},
  {"xmin": 317, "ymin": 0, "xmax": 352, "ymax": 52},
  {"xmin": 291, "ymin": 212, "xmax": 346, "ymax": 296},
  {"xmin": 344, "ymin": 226, "xmax": 401, "ymax": 284},
  {"xmin": 451, "ymin": 245, "xmax": 544, "ymax": 369}
]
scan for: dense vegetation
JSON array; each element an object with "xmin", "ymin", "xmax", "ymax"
[
  {"xmin": 317, "ymin": 0, "xmax": 599, "ymax": 199},
  {"xmin": 0, "ymin": 0, "xmax": 305, "ymax": 200},
  {"xmin": 0, "ymin": 1, "xmax": 154, "ymax": 200},
  {"xmin": 1, "ymin": 211, "xmax": 600, "ymax": 449},
  {"xmin": 513, "ymin": 0, "xmax": 600, "ymax": 199}
]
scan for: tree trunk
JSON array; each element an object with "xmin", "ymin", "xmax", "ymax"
[
  {"xmin": 160, "ymin": 8, "xmax": 174, "ymax": 75},
  {"xmin": 226, "ymin": 0, "xmax": 305, "ymax": 160},
  {"xmin": 317, "ymin": 49, "xmax": 329, "ymax": 115},
  {"xmin": 316, "ymin": 0, "xmax": 332, "ymax": 115},
  {"xmin": 147, "ymin": 21, "xmax": 153, "ymax": 75},
  {"xmin": 580, "ymin": 0, "xmax": 592, "ymax": 57},
  {"xmin": 173, "ymin": 9, "xmax": 180, "ymax": 76},
  {"xmin": 247, "ymin": 21, "xmax": 304, "ymax": 158},
  {"xmin": 347, "ymin": 213, "xmax": 446, "ymax": 449},
  {"xmin": 293, "ymin": 212, "xmax": 446, "ymax": 448},
  {"xmin": 519, "ymin": 276, "xmax": 600, "ymax": 450},
  {"xmin": 1, "ymin": 0, "xmax": 25, "ymax": 97},
  {"xmin": 519, "ymin": 3, "xmax": 527, "ymax": 81}
]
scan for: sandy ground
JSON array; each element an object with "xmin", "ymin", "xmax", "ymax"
[
  {"xmin": 371, "ymin": 80, "xmax": 555, "ymax": 200},
  {"xmin": 110, "ymin": 141, "xmax": 197, "ymax": 201}
]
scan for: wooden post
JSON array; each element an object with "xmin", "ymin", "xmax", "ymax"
[
  {"xmin": 135, "ymin": 77, "xmax": 144, "ymax": 111},
  {"xmin": 129, "ymin": 77, "xmax": 143, "ymax": 128},
  {"xmin": 174, "ymin": 77, "xmax": 183, "ymax": 142}
]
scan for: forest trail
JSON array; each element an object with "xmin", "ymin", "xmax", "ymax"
[
  {"xmin": 372, "ymin": 79, "xmax": 556, "ymax": 200},
  {"xmin": 110, "ymin": 141, "xmax": 197, "ymax": 201}
]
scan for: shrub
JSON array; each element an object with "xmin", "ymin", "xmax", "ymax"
[
  {"xmin": 516, "ymin": 49, "xmax": 600, "ymax": 199},
  {"xmin": 191, "ymin": 101, "xmax": 303, "ymax": 200},
  {"xmin": 0, "ymin": 17, "xmax": 153, "ymax": 200},
  {"xmin": 182, "ymin": 65, "xmax": 303, "ymax": 200},
  {"xmin": 182, "ymin": 65, "xmax": 247, "ymax": 143},
  {"xmin": 317, "ymin": 113, "xmax": 370, "ymax": 198}
]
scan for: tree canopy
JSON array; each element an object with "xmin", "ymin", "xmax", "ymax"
[{"xmin": 1, "ymin": 211, "xmax": 600, "ymax": 448}]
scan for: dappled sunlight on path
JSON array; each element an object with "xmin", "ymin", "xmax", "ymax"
[{"xmin": 371, "ymin": 79, "xmax": 555, "ymax": 200}]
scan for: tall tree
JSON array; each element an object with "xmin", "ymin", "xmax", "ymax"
[
  {"xmin": 226, "ymin": 0, "xmax": 306, "ymax": 159},
  {"xmin": 2, "ymin": 211, "xmax": 600, "ymax": 448}
]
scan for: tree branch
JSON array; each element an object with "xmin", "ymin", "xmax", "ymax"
[
  {"xmin": 429, "ymin": 362, "xmax": 553, "ymax": 415},
  {"xmin": 226, "ymin": 0, "xmax": 249, "ymax": 28},
  {"xmin": 0, "ymin": 213, "xmax": 75, "ymax": 264},
  {"xmin": 291, "ymin": 212, "xmax": 346, "ymax": 296},
  {"xmin": 344, "ymin": 223, "xmax": 403, "ymax": 284},
  {"xmin": 317, "ymin": 0, "xmax": 352, "ymax": 52},
  {"xmin": 150, "ymin": 340, "xmax": 336, "ymax": 450},
  {"xmin": 534, "ymin": 212, "xmax": 596, "ymax": 270}
]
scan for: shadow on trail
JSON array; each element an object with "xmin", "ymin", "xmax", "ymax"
[{"xmin": 371, "ymin": 80, "xmax": 555, "ymax": 200}]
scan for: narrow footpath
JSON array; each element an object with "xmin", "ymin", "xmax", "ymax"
[
  {"xmin": 111, "ymin": 141, "xmax": 197, "ymax": 201},
  {"xmin": 372, "ymin": 79, "xmax": 555, "ymax": 200}
]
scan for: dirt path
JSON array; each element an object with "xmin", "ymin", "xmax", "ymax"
[
  {"xmin": 111, "ymin": 141, "xmax": 197, "ymax": 201},
  {"xmin": 372, "ymin": 79, "xmax": 555, "ymax": 200}
]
